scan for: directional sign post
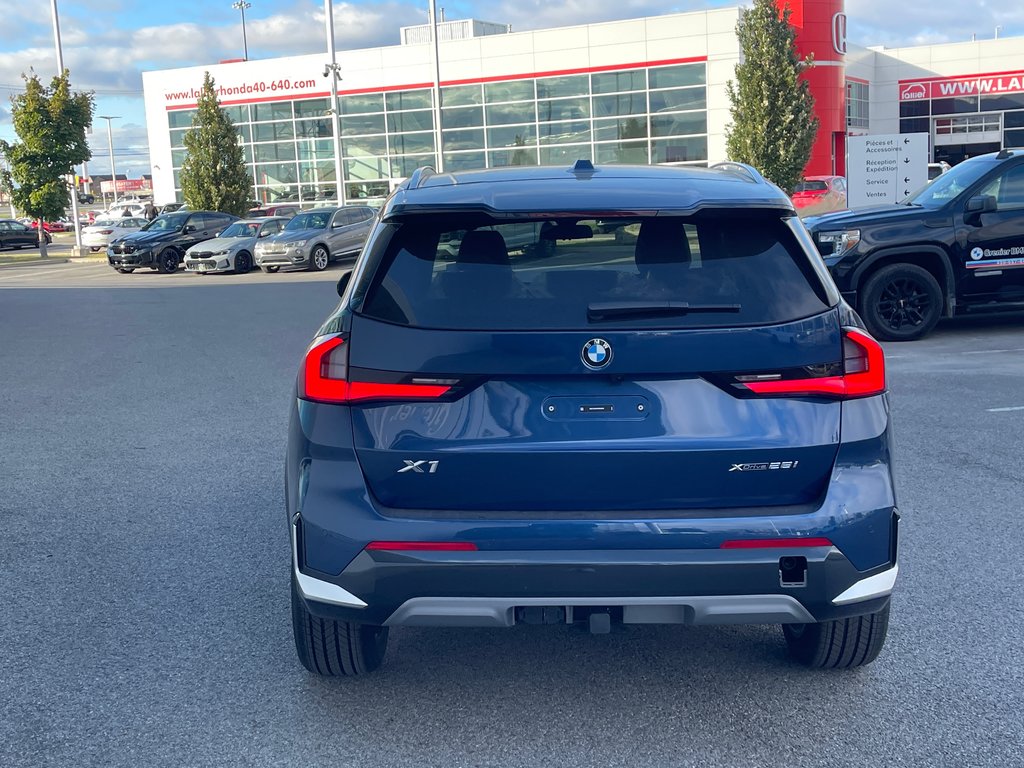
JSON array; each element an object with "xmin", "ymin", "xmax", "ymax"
[{"xmin": 847, "ymin": 133, "xmax": 929, "ymax": 208}]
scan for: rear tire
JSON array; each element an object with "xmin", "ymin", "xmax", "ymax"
[
  {"xmin": 783, "ymin": 603, "xmax": 890, "ymax": 669},
  {"xmin": 860, "ymin": 263, "xmax": 942, "ymax": 341},
  {"xmin": 291, "ymin": 573, "xmax": 389, "ymax": 676}
]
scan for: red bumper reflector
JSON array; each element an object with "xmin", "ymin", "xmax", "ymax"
[
  {"xmin": 720, "ymin": 537, "xmax": 833, "ymax": 549},
  {"xmin": 365, "ymin": 541, "xmax": 478, "ymax": 552}
]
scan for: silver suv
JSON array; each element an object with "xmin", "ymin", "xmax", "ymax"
[{"xmin": 254, "ymin": 206, "xmax": 375, "ymax": 273}]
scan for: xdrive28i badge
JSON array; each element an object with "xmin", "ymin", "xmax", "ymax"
[{"xmin": 582, "ymin": 338, "xmax": 613, "ymax": 369}]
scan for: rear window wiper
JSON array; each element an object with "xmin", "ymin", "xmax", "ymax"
[{"xmin": 587, "ymin": 301, "xmax": 742, "ymax": 322}]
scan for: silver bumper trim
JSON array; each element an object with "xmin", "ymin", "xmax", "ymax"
[
  {"xmin": 384, "ymin": 595, "xmax": 816, "ymax": 628},
  {"xmin": 831, "ymin": 563, "xmax": 899, "ymax": 605},
  {"xmin": 290, "ymin": 519, "xmax": 366, "ymax": 609}
]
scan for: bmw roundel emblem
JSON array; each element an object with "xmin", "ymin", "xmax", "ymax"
[{"xmin": 582, "ymin": 338, "xmax": 613, "ymax": 370}]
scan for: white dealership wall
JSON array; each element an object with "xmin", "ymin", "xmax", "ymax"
[{"xmin": 142, "ymin": 8, "xmax": 742, "ymax": 203}]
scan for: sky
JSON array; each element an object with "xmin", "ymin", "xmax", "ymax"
[{"xmin": 1, "ymin": 0, "xmax": 1022, "ymax": 179}]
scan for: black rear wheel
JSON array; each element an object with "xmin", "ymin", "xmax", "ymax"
[
  {"xmin": 860, "ymin": 263, "xmax": 942, "ymax": 341},
  {"xmin": 783, "ymin": 603, "xmax": 890, "ymax": 668},
  {"xmin": 291, "ymin": 572, "xmax": 389, "ymax": 676}
]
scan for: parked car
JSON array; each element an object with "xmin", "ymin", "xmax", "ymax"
[
  {"xmin": 82, "ymin": 217, "xmax": 148, "ymax": 252},
  {"xmin": 0, "ymin": 218, "xmax": 51, "ymax": 248},
  {"xmin": 805, "ymin": 149, "xmax": 1024, "ymax": 340},
  {"xmin": 928, "ymin": 161, "xmax": 952, "ymax": 180},
  {"xmin": 247, "ymin": 203, "xmax": 300, "ymax": 219},
  {"xmin": 106, "ymin": 203, "xmax": 146, "ymax": 219},
  {"xmin": 792, "ymin": 176, "xmax": 847, "ymax": 215},
  {"xmin": 254, "ymin": 205, "xmax": 374, "ymax": 272},
  {"xmin": 183, "ymin": 217, "xmax": 289, "ymax": 274},
  {"xmin": 77, "ymin": 192, "xmax": 95, "ymax": 204},
  {"xmin": 106, "ymin": 210, "xmax": 238, "ymax": 274},
  {"xmin": 160, "ymin": 202, "xmax": 186, "ymax": 214},
  {"xmin": 29, "ymin": 219, "xmax": 69, "ymax": 233},
  {"xmin": 285, "ymin": 161, "xmax": 898, "ymax": 676}
]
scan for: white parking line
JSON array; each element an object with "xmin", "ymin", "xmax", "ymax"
[
  {"xmin": 0, "ymin": 266, "xmax": 73, "ymax": 281},
  {"xmin": 987, "ymin": 406, "xmax": 1024, "ymax": 412}
]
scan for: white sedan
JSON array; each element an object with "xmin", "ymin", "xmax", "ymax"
[
  {"xmin": 183, "ymin": 217, "xmax": 288, "ymax": 274},
  {"xmin": 82, "ymin": 217, "xmax": 149, "ymax": 252}
]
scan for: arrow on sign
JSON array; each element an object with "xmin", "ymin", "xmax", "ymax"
[
  {"xmin": 904, "ymin": 157, "xmax": 910, "ymax": 163},
  {"xmin": 904, "ymin": 190, "xmax": 910, "ymax": 196},
  {"xmin": 904, "ymin": 177, "xmax": 910, "ymax": 183},
  {"xmin": 904, "ymin": 138, "xmax": 910, "ymax": 144}
]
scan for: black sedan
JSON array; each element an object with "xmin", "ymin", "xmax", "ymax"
[{"xmin": 0, "ymin": 219, "xmax": 51, "ymax": 249}]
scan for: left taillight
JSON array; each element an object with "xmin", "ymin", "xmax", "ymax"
[
  {"xmin": 299, "ymin": 335, "xmax": 452, "ymax": 405},
  {"xmin": 736, "ymin": 328, "xmax": 885, "ymax": 400}
]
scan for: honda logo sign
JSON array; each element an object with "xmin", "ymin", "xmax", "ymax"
[{"xmin": 832, "ymin": 13, "xmax": 848, "ymax": 55}]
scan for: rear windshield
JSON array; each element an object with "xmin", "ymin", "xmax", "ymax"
[
  {"xmin": 358, "ymin": 215, "xmax": 830, "ymax": 330},
  {"xmin": 794, "ymin": 181, "xmax": 828, "ymax": 192}
]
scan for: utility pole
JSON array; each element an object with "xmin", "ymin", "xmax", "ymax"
[
  {"xmin": 98, "ymin": 116, "xmax": 120, "ymax": 205},
  {"xmin": 232, "ymin": 1, "xmax": 251, "ymax": 60}
]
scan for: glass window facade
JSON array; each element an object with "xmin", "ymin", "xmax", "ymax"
[
  {"xmin": 166, "ymin": 62, "xmax": 708, "ymax": 203},
  {"xmin": 897, "ymin": 87, "xmax": 1024, "ymax": 157},
  {"xmin": 846, "ymin": 81, "xmax": 869, "ymax": 129}
]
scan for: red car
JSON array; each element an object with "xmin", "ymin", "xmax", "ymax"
[
  {"xmin": 792, "ymin": 176, "xmax": 847, "ymax": 215},
  {"xmin": 29, "ymin": 219, "xmax": 69, "ymax": 233}
]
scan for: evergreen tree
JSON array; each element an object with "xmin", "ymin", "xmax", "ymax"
[
  {"xmin": 179, "ymin": 73, "xmax": 252, "ymax": 216},
  {"xmin": 726, "ymin": 0, "xmax": 818, "ymax": 192},
  {"xmin": 0, "ymin": 71, "xmax": 94, "ymax": 257}
]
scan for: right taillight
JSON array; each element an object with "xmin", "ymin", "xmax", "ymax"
[
  {"xmin": 738, "ymin": 328, "xmax": 885, "ymax": 400},
  {"xmin": 299, "ymin": 335, "xmax": 453, "ymax": 405}
]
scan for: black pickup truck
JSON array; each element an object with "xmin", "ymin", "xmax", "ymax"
[{"xmin": 805, "ymin": 149, "xmax": 1024, "ymax": 340}]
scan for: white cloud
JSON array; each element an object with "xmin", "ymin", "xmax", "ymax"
[{"xmin": 846, "ymin": 1, "xmax": 1024, "ymax": 47}]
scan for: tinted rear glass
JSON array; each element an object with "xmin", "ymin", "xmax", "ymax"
[
  {"xmin": 359, "ymin": 215, "xmax": 830, "ymax": 330},
  {"xmin": 794, "ymin": 181, "xmax": 828, "ymax": 192}
]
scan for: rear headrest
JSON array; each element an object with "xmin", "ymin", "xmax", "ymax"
[
  {"xmin": 457, "ymin": 230, "xmax": 510, "ymax": 266},
  {"xmin": 635, "ymin": 219, "xmax": 690, "ymax": 269}
]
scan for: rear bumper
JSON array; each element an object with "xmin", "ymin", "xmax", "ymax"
[{"xmin": 293, "ymin": 515, "xmax": 896, "ymax": 627}]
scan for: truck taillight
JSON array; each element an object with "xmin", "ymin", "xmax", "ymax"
[
  {"xmin": 739, "ymin": 328, "xmax": 885, "ymax": 400},
  {"xmin": 299, "ymin": 335, "xmax": 452, "ymax": 404}
]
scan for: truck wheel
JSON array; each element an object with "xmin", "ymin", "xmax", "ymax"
[
  {"xmin": 860, "ymin": 263, "xmax": 942, "ymax": 341},
  {"xmin": 291, "ymin": 572, "xmax": 389, "ymax": 676},
  {"xmin": 157, "ymin": 247, "xmax": 180, "ymax": 274},
  {"xmin": 783, "ymin": 603, "xmax": 890, "ymax": 668}
]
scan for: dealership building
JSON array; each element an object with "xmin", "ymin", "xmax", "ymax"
[{"xmin": 141, "ymin": 1, "xmax": 1024, "ymax": 206}]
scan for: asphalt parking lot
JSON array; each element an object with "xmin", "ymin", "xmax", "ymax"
[{"xmin": 1, "ymin": 261, "xmax": 1022, "ymax": 767}]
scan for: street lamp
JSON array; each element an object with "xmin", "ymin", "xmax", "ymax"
[
  {"xmin": 232, "ymin": 1, "xmax": 251, "ymax": 61},
  {"xmin": 324, "ymin": 0, "xmax": 345, "ymax": 205},
  {"xmin": 50, "ymin": 0, "xmax": 83, "ymax": 249},
  {"xmin": 97, "ymin": 115, "xmax": 120, "ymax": 205}
]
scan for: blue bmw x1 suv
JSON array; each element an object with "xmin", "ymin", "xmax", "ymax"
[{"xmin": 286, "ymin": 161, "xmax": 899, "ymax": 675}]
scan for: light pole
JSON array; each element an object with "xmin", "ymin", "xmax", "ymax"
[
  {"xmin": 428, "ymin": 0, "xmax": 444, "ymax": 172},
  {"xmin": 50, "ymin": 0, "xmax": 83, "ymax": 250},
  {"xmin": 324, "ymin": 0, "xmax": 345, "ymax": 205},
  {"xmin": 98, "ymin": 115, "xmax": 120, "ymax": 206},
  {"xmin": 232, "ymin": 1, "xmax": 251, "ymax": 60}
]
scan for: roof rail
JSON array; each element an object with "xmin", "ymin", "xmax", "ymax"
[
  {"xmin": 406, "ymin": 166, "xmax": 436, "ymax": 190},
  {"xmin": 710, "ymin": 161, "xmax": 766, "ymax": 184}
]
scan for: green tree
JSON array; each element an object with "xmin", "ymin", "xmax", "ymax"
[
  {"xmin": 179, "ymin": 73, "xmax": 252, "ymax": 216},
  {"xmin": 725, "ymin": 0, "xmax": 818, "ymax": 192},
  {"xmin": 0, "ymin": 71, "xmax": 94, "ymax": 257}
]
